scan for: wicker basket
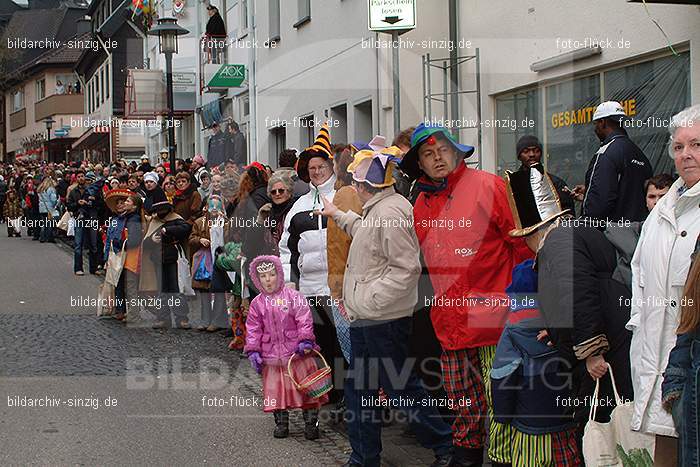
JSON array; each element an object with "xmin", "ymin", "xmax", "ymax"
[{"xmin": 287, "ymin": 349, "xmax": 333, "ymax": 399}]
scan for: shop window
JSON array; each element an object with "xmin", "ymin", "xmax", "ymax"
[
  {"xmin": 604, "ymin": 51, "xmax": 690, "ymax": 177},
  {"xmin": 495, "ymin": 88, "xmax": 541, "ymax": 175},
  {"xmin": 545, "ymin": 75, "xmax": 601, "ymax": 187}
]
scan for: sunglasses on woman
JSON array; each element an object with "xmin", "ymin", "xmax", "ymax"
[{"xmin": 270, "ymin": 189, "xmax": 286, "ymax": 195}]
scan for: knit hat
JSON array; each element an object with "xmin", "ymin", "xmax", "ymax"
[
  {"xmin": 348, "ymin": 146, "xmax": 403, "ymax": 188},
  {"xmin": 400, "ymin": 123, "xmax": 475, "ymax": 179},
  {"xmin": 296, "ymin": 122, "xmax": 333, "ymax": 183},
  {"xmin": 85, "ymin": 171, "xmax": 96, "ymax": 182},
  {"xmin": 193, "ymin": 154, "xmax": 206, "ymax": 166},
  {"xmin": 143, "ymin": 172, "xmax": 159, "ymax": 184},
  {"xmin": 515, "ymin": 135, "xmax": 542, "ymax": 158},
  {"xmin": 505, "ymin": 163, "xmax": 570, "ymax": 237}
]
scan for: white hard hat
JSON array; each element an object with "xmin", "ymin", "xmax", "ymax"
[
  {"xmin": 141, "ymin": 154, "xmax": 149, "ymax": 160},
  {"xmin": 592, "ymin": 101, "xmax": 627, "ymax": 122},
  {"xmin": 159, "ymin": 147, "xmax": 168, "ymax": 153}
]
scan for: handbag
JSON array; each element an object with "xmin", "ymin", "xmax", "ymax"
[
  {"xmin": 56, "ymin": 211, "xmax": 71, "ymax": 231},
  {"xmin": 192, "ymin": 248, "xmax": 213, "ymax": 281},
  {"xmin": 105, "ymin": 239, "xmax": 127, "ymax": 287},
  {"xmin": 67, "ymin": 216, "xmax": 76, "ymax": 236},
  {"xmin": 176, "ymin": 245, "xmax": 196, "ymax": 296},
  {"xmin": 582, "ymin": 363, "xmax": 655, "ymax": 466}
]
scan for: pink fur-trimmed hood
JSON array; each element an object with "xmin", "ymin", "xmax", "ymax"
[{"xmin": 249, "ymin": 255, "xmax": 285, "ymax": 295}]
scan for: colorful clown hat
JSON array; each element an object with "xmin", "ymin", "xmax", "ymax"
[
  {"xmin": 399, "ymin": 123, "xmax": 475, "ymax": 179},
  {"xmin": 348, "ymin": 146, "xmax": 402, "ymax": 188},
  {"xmin": 297, "ymin": 122, "xmax": 333, "ymax": 182}
]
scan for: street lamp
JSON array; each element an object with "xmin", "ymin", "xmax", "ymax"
[
  {"xmin": 148, "ymin": 17, "xmax": 189, "ymax": 174},
  {"xmin": 44, "ymin": 116, "xmax": 55, "ymax": 162}
]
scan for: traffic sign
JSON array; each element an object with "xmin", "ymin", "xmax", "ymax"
[
  {"xmin": 54, "ymin": 128, "xmax": 68, "ymax": 137},
  {"xmin": 206, "ymin": 64, "xmax": 246, "ymax": 88},
  {"xmin": 368, "ymin": 0, "xmax": 416, "ymax": 31}
]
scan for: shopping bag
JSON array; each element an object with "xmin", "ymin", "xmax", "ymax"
[
  {"xmin": 176, "ymin": 245, "xmax": 196, "ymax": 296},
  {"xmin": 104, "ymin": 240, "xmax": 127, "ymax": 287},
  {"xmin": 67, "ymin": 216, "xmax": 76, "ymax": 237},
  {"xmin": 582, "ymin": 363, "xmax": 655, "ymax": 466},
  {"xmin": 56, "ymin": 211, "xmax": 71, "ymax": 231},
  {"xmin": 192, "ymin": 248, "xmax": 213, "ymax": 281},
  {"xmin": 96, "ymin": 282, "xmax": 115, "ymax": 317}
]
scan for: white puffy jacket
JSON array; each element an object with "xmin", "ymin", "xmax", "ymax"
[
  {"xmin": 628, "ymin": 177, "xmax": 700, "ymax": 436},
  {"xmin": 278, "ymin": 174, "xmax": 336, "ymax": 297}
]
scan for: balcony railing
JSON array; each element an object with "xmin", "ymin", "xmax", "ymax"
[
  {"xmin": 35, "ymin": 93, "xmax": 84, "ymax": 121},
  {"xmin": 9, "ymin": 108, "xmax": 26, "ymax": 131}
]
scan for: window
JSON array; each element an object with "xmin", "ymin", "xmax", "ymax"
[
  {"xmin": 495, "ymin": 89, "xmax": 541, "ymax": 175},
  {"xmin": 240, "ymin": 0, "xmax": 249, "ymax": 32},
  {"xmin": 12, "ymin": 89, "xmax": 24, "ymax": 112},
  {"xmin": 299, "ymin": 114, "xmax": 315, "ymax": 148},
  {"xmin": 270, "ymin": 125, "xmax": 286, "ymax": 163},
  {"xmin": 268, "ymin": 0, "xmax": 280, "ymax": 42},
  {"xmin": 294, "ymin": 0, "xmax": 310, "ymax": 28},
  {"xmin": 100, "ymin": 67, "xmax": 105, "ymax": 104},
  {"xmin": 330, "ymin": 103, "xmax": 347, "ymax": 143},
  {"xmin": 105, "ymin": 63, "xmax": 109, "ymax": 99},
  {"xmin": 494, "ymin": 51, "xmax": 690, "ymax": 187},
  {"xmin": 604, "ymin": 52, "xmax": 690, "ymax": 177},
  {"xmin": 354, "ymin": 100, "xmax": 373, "ymax": 142},
  {"xmin": 241, "ymin": 95, "xmax": 250, "ymax": 117},
  {"xmin": 36, "ymin": 79, "xmax": 46, "ymax": 100}
]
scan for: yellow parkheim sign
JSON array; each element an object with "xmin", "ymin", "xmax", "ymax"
[{"xmin": 550, "ymin": 98, "xmax": 637, "ymax": 129}]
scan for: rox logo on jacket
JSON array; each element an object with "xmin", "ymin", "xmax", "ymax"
[{"xmin": 455, "ymin": 247, "xmax": 477, "ymax": 257}]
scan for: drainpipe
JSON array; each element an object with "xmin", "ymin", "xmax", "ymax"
[
  {"xmin": 247, "ymin": 0, "xmax": 257, "ymax": 162},
  {"xmin": 194, "ymin": 0, "xmax": 202, "ymax": 157},
  {"xmin": 448, "ymin": 0, "xmax": 459, "ymax": 136}
]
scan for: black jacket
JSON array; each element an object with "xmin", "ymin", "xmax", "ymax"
[
  {"xmin": 583, "ymin": 129, "xmax": 652, "ymax": 223},
  {"xmin": 206, "ymin": 12, "xmax": 226, "ymax": 37},
  {"xmin": 207, "ymin": 131, "xmax": 228, "ymax": 169},
  {"xmin": 537, "ymin": 224, "xmax": 633, "ymax": 422}
]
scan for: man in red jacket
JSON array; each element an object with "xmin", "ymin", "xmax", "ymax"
[{"xmin": 401, "ymin": 123, "xmax": 532, "ymax": 467}]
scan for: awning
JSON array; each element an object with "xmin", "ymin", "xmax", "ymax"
[{"xmin": 71, "ymin": 127, "xmax": 109, "ymax": 150}]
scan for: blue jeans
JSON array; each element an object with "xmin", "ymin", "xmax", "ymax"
[
  {"xmin": 74, "ymin": 225, "xmax": 98, "ymax": 273},
  {"xmin": 345, "ymin": 317, "xmax": 453, "ymax": 466},
  {"xmin": 39, "ymin": 213, "xmax": 54, "ymax": 242}
]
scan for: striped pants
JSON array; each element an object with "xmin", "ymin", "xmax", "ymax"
[
  {"xmin": 441, "ymin": 346, "xmax": 512, "ymax": 462},
  {"xmin": 510, "ymin": 427, "xmax": 581, "ymax": 467}
]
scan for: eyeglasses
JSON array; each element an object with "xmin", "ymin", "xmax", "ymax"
[
  {"xmin": 308, "ymin": 165, "xmax": 329, "ymax": 174},
  {"xmin": 270, "ymin": 189, "xmax": 287, "ymax": 195}
]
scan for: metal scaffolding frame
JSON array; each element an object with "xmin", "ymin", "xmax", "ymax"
[{"xmin": 422, "ymin": 48, "xmax": 482, "ymax": 169}]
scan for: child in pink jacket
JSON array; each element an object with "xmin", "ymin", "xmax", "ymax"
[{"xmin": 244, "ymin": 254, "xmax": 329, "ymax": 440}]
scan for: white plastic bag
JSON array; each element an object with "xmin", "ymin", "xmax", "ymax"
[
  {"xmin": 66, "ymin": 216, "xmax": 76, "ymax": 237},
  {"xmin": 104, "ymin": 240, "xmax": 126, "ymax": 287},
  {"xmin": 582, "ymin": 363, "xmax": 655, "ymax": 466},
  {"xmin": 176, "ymin": 245, "xmax": 196, "ymax": 296},
  {"xmin": 8, "ymin": 217, "xmax": 21, "ymax": 235}
]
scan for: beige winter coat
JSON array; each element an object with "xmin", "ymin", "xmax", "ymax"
[{"xmin": 333, "ymin": 186, "xmax": 421, "ymax": 322}]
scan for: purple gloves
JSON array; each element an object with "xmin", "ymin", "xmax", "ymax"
[
  {"xmin": 248, "ymin": 352, "xmax": 263, "ymax": 374},
  {"xmin": 296, "ymin": 340, "xmax": 314, "ymax": 356}
]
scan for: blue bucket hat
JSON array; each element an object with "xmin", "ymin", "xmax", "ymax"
[{"xmin": 399, "ymin": 123, "xmax": 475, "ymax": 179}]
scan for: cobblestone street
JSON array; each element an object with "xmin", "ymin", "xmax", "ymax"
[{"xmin": 0, "ymin": 232, "xmax": 438, "ymax": 466}]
